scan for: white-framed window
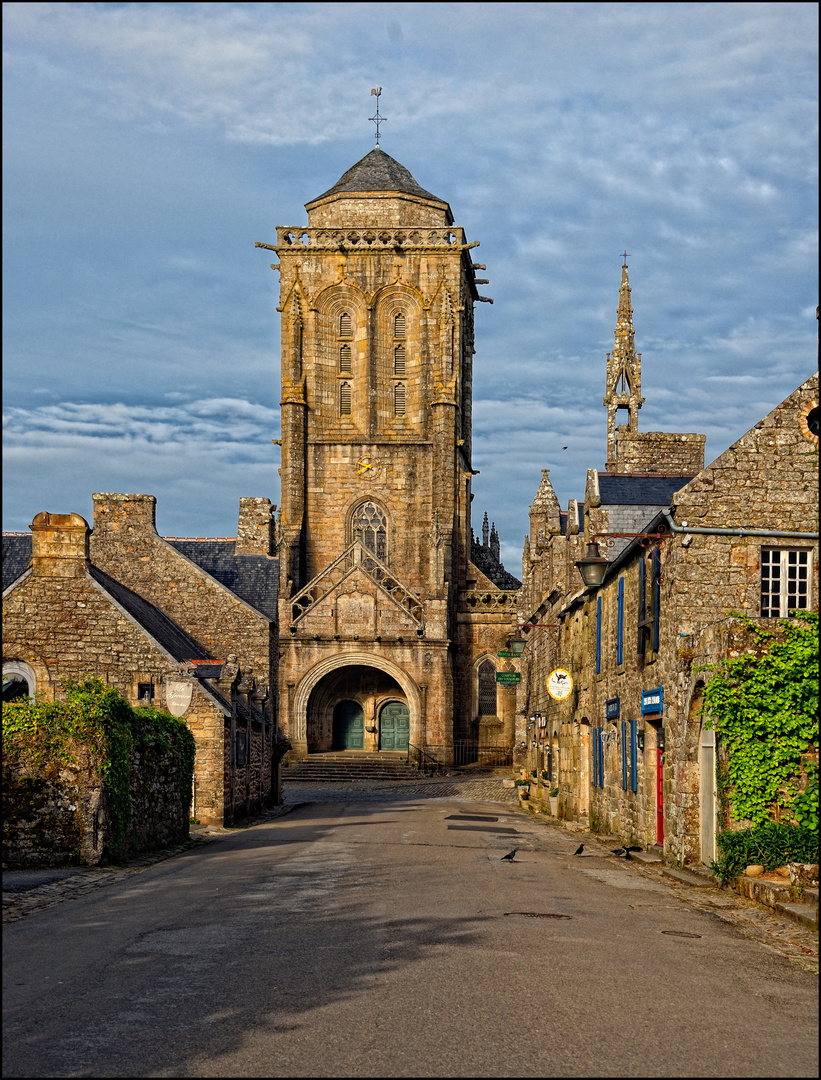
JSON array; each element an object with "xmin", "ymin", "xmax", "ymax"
[
  {"xmin": 761, "ymin": 548, "xmax": 812, "ymax": 617},
  {"xmin": 2, "ymin": 660, "xmax": 36, "ymax": 702}
]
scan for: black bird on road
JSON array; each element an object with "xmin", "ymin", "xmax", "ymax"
[
  {"xmin": 500, "ymin": 849, "xmax": 517, "ymax": 862},
  {"xmin": 573, "ymin": 844, "xmax": 584, "ymax": 855},
  {"xmin": 612, "ymin": 845, "xmax": 642, "ymax": 859}
]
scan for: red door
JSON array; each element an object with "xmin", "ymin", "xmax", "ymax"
[{"xmin": 656, "ymin": 746, "xmax": 664, "ymax": 845}]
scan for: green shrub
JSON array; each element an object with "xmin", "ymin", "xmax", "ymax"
[{"xmin": 711, "ymin": 821, "xmax": 819, "ymax": 885}]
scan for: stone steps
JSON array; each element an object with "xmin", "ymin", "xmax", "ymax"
[{"xmin": 282, "ymin": 754, "xmax": 428, "ymax": 783}]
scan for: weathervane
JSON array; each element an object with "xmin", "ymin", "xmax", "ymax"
[
  {"xmin": 621, "ymin": 250, "xmax": 630, "ymax": 266},
  {"xmin": 369, "ymin": 87, "xmax": 386, "ymax": 145}
]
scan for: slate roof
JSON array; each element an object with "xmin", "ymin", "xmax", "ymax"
[
  {"xmin": 167, "ymin": 540, "xmax": 279, "ymax": 621},
  {"xmin": 471, "ymin": 541, "xmax": 522, "ymax": 591},
  {"xmin": 309, "ymin": 147, "xmax": 447, "ymax": 206},
  {"xmin": 87, "ymin": 566, "xmax": 212, "ymax": 663},
  {"xmin": 2, "ymin": 534, "xmax": 32, "ymax": 591},
  {"xmin": 598, "ymin": 474, "xmax": 696, "ymax": 506}
]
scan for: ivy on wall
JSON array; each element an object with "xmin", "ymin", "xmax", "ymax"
[
  {"xmin": 700, "ymin": 611, "xmax": 818, "ymax": 829},
  {"xmin": 3, "ymin": 679, "xmax": 196, "ymax": 861}
]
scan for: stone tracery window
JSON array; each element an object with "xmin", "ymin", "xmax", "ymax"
[
  {"xmin": 352, "ymin": 501, "xmax": 387, "ymax": 561},
  {"xmin": 477, "ymin": 659, "xmax": 497, "ymax": 716}
]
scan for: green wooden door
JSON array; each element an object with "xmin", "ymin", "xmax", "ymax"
[
  {"xmin": 380, "ymin": 702, "xmax": 410, "ymax": 751},
  {"xmin": 332, "ymin": 700, "xmax": 364, "ymax": 750}
]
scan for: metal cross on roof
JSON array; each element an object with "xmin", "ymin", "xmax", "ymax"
[
  {"xmin": 621, "ymin": 250, "xmax": 630, "ymax": 266},
  {"xmin": 369, "ymin": 87, "xmax": 387, "ymax": 145}
]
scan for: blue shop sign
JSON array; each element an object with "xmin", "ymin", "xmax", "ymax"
[
  {"xmin": 605, "ymin": 696, "xmax": 620, "ymax": 720},
  {"xmin": 642, "ymin": 686, "xmax": 663, "ymax": 715}
]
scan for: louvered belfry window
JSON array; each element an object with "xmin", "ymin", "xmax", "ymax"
[
  {"xmin": 394, "ymin": 312, "xmax": 406, "ymax": 338},
  {"xmin": 352, "ymin": 501, "xmax": 387, "ymax": 561},
  {"xmin": 478, "ymin": 660, "xmax": 497, "ymax": 716},
  {"xmin": 394, "ymin": 383, "xmax": 406, "ymax": 416},
  {"xmin": 339, "ymin": 312, "xmax": 352, "ymax": 338},
  {"xmin": 394, "ymin": 343, "xmax": 406, "ymax": 375},
  {"xmin": 339, "ymin": 382, "xmax": 351, "ymax": 416},
  {"xmin": 339, "ymin": 344, "xmax": 352, "ymax": 374}
]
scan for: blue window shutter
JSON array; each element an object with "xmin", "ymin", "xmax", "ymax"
[
  {"xmin": 598, "ymin": 728, "xmax": 605, "ymax": 787},
  {"xmin": 652, "ymin": 549, "xmax": 661, "ymax": 651},
  {"xmin": 596, "ymin": 595, "xmax": 602, "ymax": 674},
  {"xmin": 637, "ymin": 557, "xmax": 646, "ymax": 657},
  {"xmin": 621, "ymin": 721, "xmax": 627, "ymax": 790},
  {"xmin": 617, "ymin": 578, "xmax": 624, "ymax": 665},
  {"xmin": 592, "ymin": 728, "xmax": 598, "ymax": 788},
  {"xmin": 630, "ymin": 720, "xmax": 638, "ymax": 792}
]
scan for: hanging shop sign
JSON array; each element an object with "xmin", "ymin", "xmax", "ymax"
[
  {"xmin": 642, "ymin": 686, "xmax": 664, "ymax": 715},
  {"xmin": 547, "ymin": 668, "xmax": 573, "ymax": 701},
  {"xmin": 496, "ymin": 671, "xmax": 521, "ymax": 685},
  {"xmin": 605, "ymin": 696, "xmax": 620, "ymax": 720}
]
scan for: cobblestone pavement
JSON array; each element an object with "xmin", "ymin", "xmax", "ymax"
[{"xmin": 4, "ymin": 774, "xmax": 817, "ymax": 977}]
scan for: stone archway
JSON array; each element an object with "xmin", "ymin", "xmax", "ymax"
[{"xmin": 292, "ymin": 653, "xmax": 422, "ymax": 756}]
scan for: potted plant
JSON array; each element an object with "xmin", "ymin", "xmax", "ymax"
[
  {"xmin": 549, "ymin": 787, "xmax": 559, "ymax": 815},
  {"xmin": 514, "ymin": 778, "xmax": 530, "ymax": 800}
]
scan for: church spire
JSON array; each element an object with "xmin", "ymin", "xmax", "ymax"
[{"xmin": 603, "ymin": 259, "xmax": 645, "ymax": 472}]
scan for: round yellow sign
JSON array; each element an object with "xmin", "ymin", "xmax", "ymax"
[{"xmin": 547, "ymin": 668, "xmax": 573, "ymax": 701}]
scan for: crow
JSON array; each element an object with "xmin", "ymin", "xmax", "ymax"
[
  {"xmin": 573, "ymin": 844, "xmax": 584, "ymax": 856},
  {"xmin": 612, "ymin": 845, "xmax": 642, "ymax": 859},
  {"xmin": 611, "ymin": 847, "xmax": 626, "ymax": 857},
  {"xmin": 500, "ymin": 849, "xmax": 517, "ymax": 862}
]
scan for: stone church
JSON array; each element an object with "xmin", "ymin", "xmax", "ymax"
[
  {"xmin": 259, "ymin": 146, "xmax": 520, "ymax": 763},
  {"xmin": 3, "ymin": 146, "xmax": 523, "ymax": 823}
]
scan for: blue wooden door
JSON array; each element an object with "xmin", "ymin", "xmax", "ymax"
[
  {"xmin": 379, "ymin": 702, "xmax": 410, "ymax": 751},
  {"xmin": 332, "ymin": 700, "xmax": 364, "ymax": 750}
]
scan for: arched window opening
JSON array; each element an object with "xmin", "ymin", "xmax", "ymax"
[
  {"xmin": 352, "ymin": 501, "xmax": 387, "ymax": 561},
  {"xmin": 478, "ymin": 660, "xmax": 497, "ymax": 716},
  {"xmin": 394, "ymin": 383, "xmax": 406, "ymax": 417},
  {"xmin": 339, "ymin": 344, "xmax": 352, "ymax": 374},
  {"xmin": 339, "ymin": 382, "xmax": 352, "ymax": 416},
  {"xmin": 394, "ymin": 312, "xmax": 406, "ymax": 338},
  {"xmin": 2, "ymin": 661, "xmax": 36, "ymax": 703},
  {"xmin": 394, "ymin": 343, "xmax": 406, "ymax": 375},
  {"xmin": 339, "ymin": 312, "xmax": 352, "ymax": 338}
]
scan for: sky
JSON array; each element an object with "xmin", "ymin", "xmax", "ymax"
[{"xmin": 3, "ymin": 2, "xmax": 818, "ymax": 570}]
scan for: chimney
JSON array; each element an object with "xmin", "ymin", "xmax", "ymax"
[
  {"xmin": 30, "ymin": 512, "xmax": 90, "ymax": 578},
  {"xmin": 235, "ymin": 498, "xmax": 275, "ymax": 556},
  {"xmin": 91, "ymin": 493, "xmax": 157, "ymax": 538}
]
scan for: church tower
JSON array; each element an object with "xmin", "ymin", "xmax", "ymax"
[
  {"xmin": 260, "ymin": 146, "xmax": 517, "ymax": 761},
  {"xmin": 603, "ymin": 260, "xmax": 644, "ymax": 471}
]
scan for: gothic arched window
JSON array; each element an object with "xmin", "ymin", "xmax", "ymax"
[
  {"xmin": 339, "ymin": 312, "xmax": 352, "ymax": 338},
  {"xmin": 339, "ymin": 382, "xmax": 351, "ymax": 416},
  {"xmin": 477, "ymin": 660, "xmax": 497, "ymax": 716},
  {"xmin": 394, "ymin": 383, "xmax": 406, "ymax": 416},
  {"xmin": 394, "ymin": 343, "xmax": 406, "ymax": 375},
  {"xmin": 352, "ymin": 501, "xmax": 387, "ymax": 561},
  {"xmin": 339, "ymin": 344, "xmax": 352, "ymax": 374},
  {"xmin": 394, "ymin": 312, "xmax": 406, "ymax": 338}
]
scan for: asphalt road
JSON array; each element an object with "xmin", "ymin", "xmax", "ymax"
[{"xmin": 3, "ymin": 796, "xmax": 818, "ymax": 1078}]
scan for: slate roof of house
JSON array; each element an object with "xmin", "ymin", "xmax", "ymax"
[
  {"xmin": 2, "ymin": 534, "xmax": 32, "ymax": 591},
  {"xmin": 471, "ymin": 541, "xmax": 522, "ymax": 590},
  {"xmin": 308, "ymin": 147, "xmax": 447, "ymax": 207},
  {"xmin": 598, "ymin": 474, "xmax": 696, "ymax": 506},
  {"xmin": 167, "ymin": 540, "xmax": 279, "ymax": 621},
  {"xmin": 87, "ymin": 565, "xmax": 212, "ymax": 663}
]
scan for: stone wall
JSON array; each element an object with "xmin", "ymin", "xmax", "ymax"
[
  {"xmin": 3, "ymin": 731, "xmax": 190, "ymax": 869},
  {"xmin": 615, "ymin": 432, "xmax": 705, "ymax": 475}
]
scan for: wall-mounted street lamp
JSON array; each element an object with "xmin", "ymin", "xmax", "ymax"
[
  {"xmin": 637, "ymin": 729, "xmax": 645, "ymax": 752},
  {"xmin": 576, "ymin": 526, "xmax": 670, "ymax": 589},
  {"xmin": 575, "ymin": 541, "xmax": 609, "ymax": 588},
  {"xmin": 508, "ymin": 632, "xmax": 528, "ymax": 656}
]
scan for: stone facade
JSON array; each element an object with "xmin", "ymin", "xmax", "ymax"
[
  {"xmin": 3, "ymin": 507, "xmax": 279, "ymax": 827},
  {"xmin": 517, "ymin": 265, "xmax": 818, "ymax": 866},
  {"xmin": 265, "ymin": 147, "xmax": 519, "ymax": 764}
]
